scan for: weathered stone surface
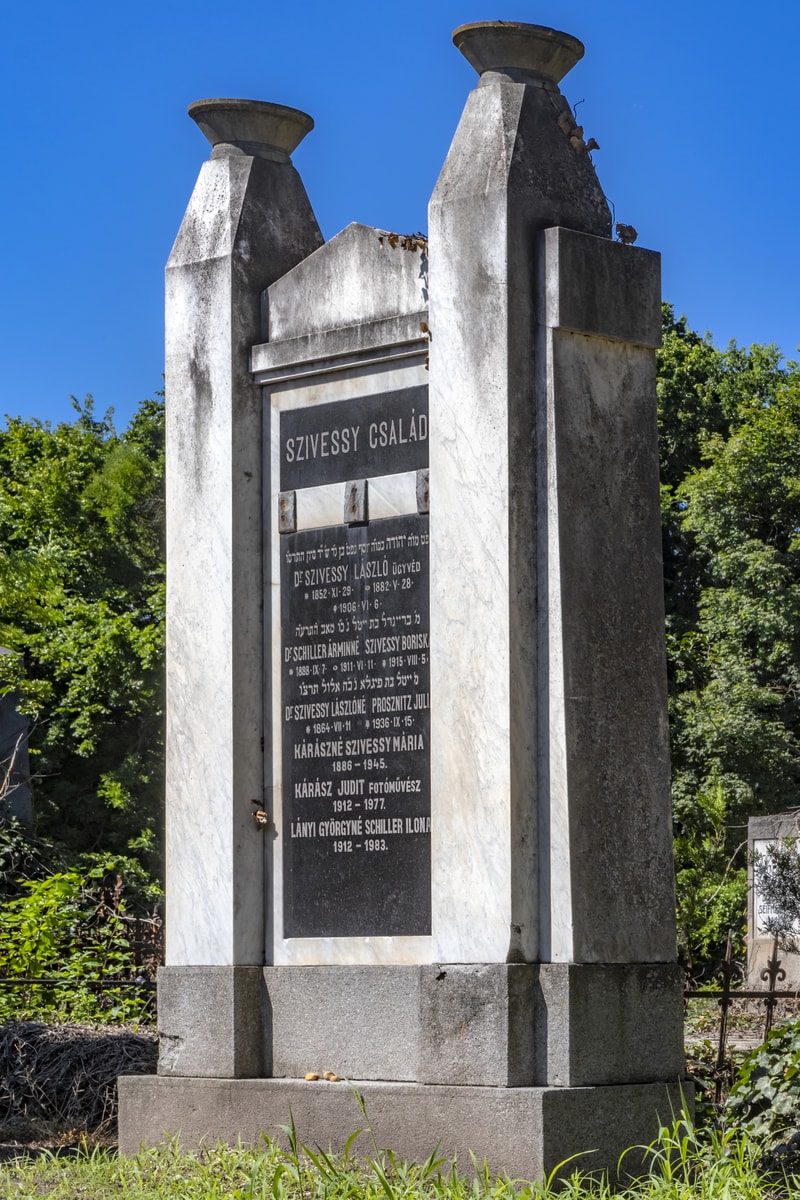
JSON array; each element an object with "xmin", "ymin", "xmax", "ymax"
[
  {"xmin": 418, "ymin": 964, "xmax": 536, "ymax": 1086},
  {"xmin": 188, "ymin": 98, "xmax": 314, "ymax": 160},
  {"xmin": 535, "ymin": 964, "xmax": 686, "ymax": 1086},
  {"xmin": 428, "ymin": 24, "xmax": 611, "ymax": 967},
  {"xmin": 537, "ymin": 226, "xmax": 661, "ymax": 347},
  {"xmin": 266, "ymin": 223, "xmax": 428, "ymax": 343},
  {"xmin": 264, "ymin": 966, "xmax": 420, "ymax": 1081},
  {"xmin": 259, "ymin": 963, "xmax": 682, "ymax": 1089},
  {"xmin": 535, "ymin": 227, "xmax": 675, "ymax": 965},
  {"xmin": 164, "ymin": 104, "xmax": 322, "ymax": 974},
  {"xmin": 118, "ymin": 1074, "xmax": 690, "ymax": 1181},
  {"xmin": 157, "ymin": 967, "xmax": 267, "ymax": 1078},
  {"xmin": 251, "ymin": 312, "xmax": 427, "ymax": 377},
  {"xmin": 453, "ymin": 20, "xmax": 585, "ymax": 85}
]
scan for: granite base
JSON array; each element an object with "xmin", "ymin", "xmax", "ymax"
[
  {"xmin": 158, "ymin": 963, "xmax": 684, "ymax": 1088},
  {"xmin": 118, "ymin": 1075, "xmax": 690, "ymax": 1181}
]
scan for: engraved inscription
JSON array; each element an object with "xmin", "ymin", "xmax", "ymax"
[
  {"xmin": 280, "ymin": 388, "xmax": 428, "ymax": 491},
  {"xmin": 281, "ymin": 514, "xmax": 430, "ymax": 938}
]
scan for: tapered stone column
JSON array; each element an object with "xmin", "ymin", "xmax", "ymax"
[
  {"xmin": 429, "ymin": 21, "xmax": 608, "ymax": 964},
  {"xmin": 428, "ymin": 19, "xmax": 681, "ymax": 1081},
  {"xmin": 161, "ymin": 99, "xmax": 323, "ymax": 1076}
]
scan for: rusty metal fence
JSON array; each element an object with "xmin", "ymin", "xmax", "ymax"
[
  {"xmin": 684, "ymin": 930, "xmax": 800, "ymax": 1103},
  {"xmin": 0, "ymin": 913, "xmax": 163, "ymax": 1018}
]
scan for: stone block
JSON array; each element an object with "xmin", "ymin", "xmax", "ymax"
[
  {"xmin": 418, "ymin": 964, "xmax": 536, "ymax": 1086},
  {"xmin": 157, "ymin": 967, "xmax": 267, "ymax": 1078},
  {"xmin": 427, "ymin": 31, "xmax": 611, "ymax": 968},
  {"xmin": 118, "ymin": 1075, "xmax": 691, "ymax": 1182},
  {"xmin": 262, "ymin": 963, "xmax": 681, "ymax": 1089},
  {"xmin": 537, "ymin": 226, "xmax": 661, "ymax": 347},
  {"xmin": 164, "ymin": 110, "xmax": 322, "ymax": 970},
  {"xmin": 264, "ymin": 966, "xmax": 420, "ymax": 1081},
  {"xmin": 251, "ymin": 311, "xmax": 427, "ymax": 378},
  {"xmin": 535, "ymin": 964, "xmax": 685, "ymax": 1086},
  {"xmin": 265, "ymin": 223, "xmax": 428, "ymax": 342}
]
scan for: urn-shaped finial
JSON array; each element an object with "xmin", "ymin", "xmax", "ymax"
[
  {"xmin": 453, "ymin": 20, "xmax": 584, "ymax": 85},
  {"xmin": 188, "ymin": 98, "xmax": 314, "ymax": 161}
]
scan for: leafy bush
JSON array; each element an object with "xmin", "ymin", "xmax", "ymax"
[
  {"xmin": 0, "ymin": 822, "xmax": 160, "ymax": 1024},
  {"xmin": 674, "ymin": 781, "xmax": 747, "ymax": 973},
  {"xmin": 726, "ymin": 1021, "xmax": 800, "ymax": 1140},
  {"xmin": 0, "ymin": 816, "xmax": 62, "ymax": 900}
]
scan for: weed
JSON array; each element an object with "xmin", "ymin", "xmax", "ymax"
[{"xmin": 0, "ymin": 1111, "xmax": 792, "ymax": 1200}]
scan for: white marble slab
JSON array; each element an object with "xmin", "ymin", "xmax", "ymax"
[{"xmin": 292, "ymin": 472, "xmax": 419, "ymax": 531}]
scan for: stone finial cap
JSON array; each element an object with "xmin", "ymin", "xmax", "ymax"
[
  {"xmin": 188, "ymin": 98, "xmax": 314, "ymax": 161},
  {"xmin": 453, "ymin": 21, "xmax": 584, "ymax": 85}
]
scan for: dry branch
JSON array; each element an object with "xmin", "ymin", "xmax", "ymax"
[{"xmin": 0, "ymin": 1021, "xmax": 157, "ymax": 1132}]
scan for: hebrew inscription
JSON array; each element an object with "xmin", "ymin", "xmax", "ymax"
[{"xmin": 280, "ymin": 513, "xmax": 431, "ymax": 938}]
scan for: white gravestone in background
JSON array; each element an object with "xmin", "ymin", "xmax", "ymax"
[{"xmin": 748, "ymin": 814, "xmax": 800, "ymax": 990}]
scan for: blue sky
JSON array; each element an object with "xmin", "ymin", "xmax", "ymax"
[{"xmin": 1, "ymin": 1, "xmax": 798, "ymax": 430}]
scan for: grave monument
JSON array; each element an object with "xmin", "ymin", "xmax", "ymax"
[
  {"xmin": 748, "ymin": 812, "xmax": 800, "ymax": 990},
  {"xmin": 119, "ymin": 20, "xmax": 688, "ymax": 1178}
]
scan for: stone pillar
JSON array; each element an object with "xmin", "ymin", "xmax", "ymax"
[
  {"xmin": 428, "ymin": 22, "xmax": 611, "ymax": 966},
  {"xmin": 161, "ymin": 99, "xmax": 322, "ymax": 1076},
  {"xmin": 428, "ymin": 20, "xmax": 682, "ymax": 1081},
  {"xmin": 535, "ymin": 227, "xmax": 676, "ymax": 967}
]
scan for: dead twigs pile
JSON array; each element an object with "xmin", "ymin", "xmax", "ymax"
[{"xmin": 0, "ymin": 1021, "xmax": 157, "ymax": 1133}]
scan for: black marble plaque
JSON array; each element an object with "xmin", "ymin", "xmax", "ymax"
[
  {"xmin": 281, "ymin": 514, "xmax": 430, "ymax": 938},
  {"xmin": 280, "ymin": 387, "xmax": 428, "ymax": 491}
]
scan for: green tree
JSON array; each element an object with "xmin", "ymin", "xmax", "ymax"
[
  {"xmin": 659, "ymin": 308, "xmax": 800, "ymax": 971},
  {"xmin": 0, "ymin": 395, "xmax": 165, "ymax": 881}
]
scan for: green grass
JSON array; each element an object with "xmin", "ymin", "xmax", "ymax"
[{"xmin": 0, "ymin": 1115, "xmax": 793, "ymax": 1200}]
